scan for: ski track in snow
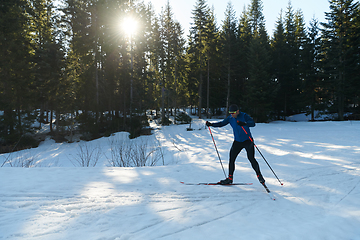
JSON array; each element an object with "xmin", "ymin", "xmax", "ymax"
[{"xmin": 0, "ymin": 120, "xmax": 360, "ymax": 239}]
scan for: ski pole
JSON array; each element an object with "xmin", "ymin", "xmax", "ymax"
[
  {"xmin": 240, "ymin": 126, "xmax": 283, "ymax": 186},
  {"xmin": 208, "ymin": 126, "xmax": 227, "ymax": 178}
]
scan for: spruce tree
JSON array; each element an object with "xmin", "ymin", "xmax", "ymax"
[
  {"xmin": 245, "ymin": 0, "xmax": 273, "ymax": 122},
  {"xmin": 302, "ymin": 17, "xmax": 321, "ymax": 121},
  {"xmin": 204, "ymin": 6, "xmax": 221, "ymax": 117},
  {"xmin": 271, "ymin": 10, "xmax": 287, "ymax": 119},
  {"xmin": 158, "ymin": 1, "xmax": 185, "ymax": 123},
  {"xmin": 283, "ymin": 2, "xmax": 300, "ymax": 117},
  {"xmin": 294, "ymin": 10, "xmax": 308, "ymax": 112},
  {"xmin": 0, "ymin": 0, "xmax": 35, "ymax": 143},
  {"xmin": 221, "ymin": 2, "xmax": 238, "ymax": 114},
  {"xmin": 189, "ymin": 0, "xmax": 208, "ymax": 118},
  {"xmin": 237, "ymin": 7, "xmax": 252, "ymax": 106},
  {"xmin": 348, "ymin": 3, "xmax": 360, "ymax": 116},
  {"xmin": 321, "ymin": 0, "xmax": 359, "ymax": 120}
]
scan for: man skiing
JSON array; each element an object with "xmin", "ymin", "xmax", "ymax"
[{"xmin": 206, "ymin": 104, "xmax": 265, "ymax": 185}]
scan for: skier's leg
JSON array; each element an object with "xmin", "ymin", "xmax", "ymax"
[
  {"xmin": 229, "ymin": 141, "xmax": 243, "ymax": 177},
  {"xmin": 245, "ymin": 141, "xmax": 265, "ymax": 183}
]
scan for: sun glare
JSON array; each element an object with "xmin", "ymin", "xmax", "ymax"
[{"xmin": 122, "ymin": 17, "xmax": 138, "ymax": 36}]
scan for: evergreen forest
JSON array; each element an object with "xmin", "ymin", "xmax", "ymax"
[{"xmin": 1, "ymin": 0, "xmax": 360, "ymax": 149}]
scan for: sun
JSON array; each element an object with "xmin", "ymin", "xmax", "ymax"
[{"xmin": 122, "ymin": 17, "xmax": 138, "ymax": 36}]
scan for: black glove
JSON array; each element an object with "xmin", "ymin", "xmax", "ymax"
[
  {"xmin": 206, "ymin": 121, "xmax": 213, "ymax": 127},
  {"xmin": 237, "ymin": 121, "xmax": 247, "ymax": 126}
]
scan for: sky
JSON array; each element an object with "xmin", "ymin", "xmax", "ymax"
[{"xmin": 143, "ymin": 0, "xmax": 330, "ymax": 36}]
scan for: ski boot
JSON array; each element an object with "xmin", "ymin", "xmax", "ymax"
[
  {"xmin": 218, "ymin": 175, "xmax": 233, "ymax": 185},
  {"xmin": 257, "ymin": 174, "xmax": 265, "ymax": 184}
]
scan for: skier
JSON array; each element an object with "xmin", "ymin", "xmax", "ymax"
[{"xmin": 206, "ymin": 104, "xmax": 265, "ymax": 185}]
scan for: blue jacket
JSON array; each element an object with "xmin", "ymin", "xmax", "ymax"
[{"xmin": 212, "ymin": 112, "xmax": 255, "ymax": 143}]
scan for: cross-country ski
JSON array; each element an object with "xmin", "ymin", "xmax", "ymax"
[
  {"xmin": 261, "ymin": 182, "xmax": 276, "ymax": 200},
  {"xmin": 180, "ymin": 181, "xmax": 253, "ymax": 185}
]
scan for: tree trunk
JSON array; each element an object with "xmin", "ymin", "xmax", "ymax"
[
  {"xmin": 226, "ymin": 64, "xmax": 230, "ymax": 114},
  {"xmin": 206, "ymin": 57, "xmax": 210, "ymax": 118},
  {"xmin": 198, "ymin": 71, "xmax": 203, "ymax": 118}
]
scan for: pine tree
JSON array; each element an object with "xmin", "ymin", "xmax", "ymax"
[
  {"xmin": 204, "ymin": 6, "xmax": 221, "ymax": 118},
  {"xmin": 62, "ymin": 0, "xmax": 98, "ymax": 136},
  {"xmin": 237, "ymin": 7, "xmax": 252, "ymax": 106},
  {"xmin": 148, "ymin": 12, "xmax": 163, "ymax": 117},
  {"xmin": 221, "ymin": 2, "xmax": 238, "ymax": 114},
  {"xmin": 189, "ymin": 0, "xmax": 208, "ymax": 118},
  {"xmin": 158, "ymin": 1, "xmax": 185, "ymax": 123},
  {"xmin": 171, "ymin": 21, "xmax": 186, "ymax": 120},
  {"xmin": 0, "ymin": 0, "xmax": 36, "ymax": 143},
  {"xmin": 245, "ymin": 0, "xmax": 274, "ymax": 122},
  {"xmin": 271, "ymin": 2, "xmax": 307, "ymax": 119},
  {"xmin": 32, "ymin": 0, "xmax": 65, "ymax": 133},
  {"xmin": 283, "ymin": 2, "xmax": 300, "ymax": 117},
  {"xmin": 350, "ymin": 5, "xmax": 360, "ymax": 115},
  {"xmin": 321, "ymin": 0, "xmax": 359, "ymax": 120},
  {"xmin": 302, "ymin": 17, "xmax": 322, "ymax": 121},
  {"xmin": 346, "ymin": 3, "xmax": 360, "ymax": 116},
  {"xmin": 136, "ymin": 3, "xmax": 158, "ymax": 115},
  {"xmin": 271, "ymin": 10, "xmax": 287, "ymax": 119},
  {"xmin": 294, "ymin": 9, "xmax": 308, "ymax": 112}
]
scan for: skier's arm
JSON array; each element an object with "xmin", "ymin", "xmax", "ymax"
[
  {"xmin": 244, "ymin": 113, "xmax": 255, "ymax": 127},
  {"xmin": 211, "ymin": 116, "xmax": 230, "ymax": 127}
]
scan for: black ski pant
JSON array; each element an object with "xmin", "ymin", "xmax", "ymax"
[{"xmin": 229, "ymin": 140, "xmax": 262, "ymax": 178}]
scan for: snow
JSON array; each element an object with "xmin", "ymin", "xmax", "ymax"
[{"xmin": 1, "ymin": 119, "xmax": 360, "ymax": 240}]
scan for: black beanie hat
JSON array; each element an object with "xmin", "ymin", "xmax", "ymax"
[{"xmin": 229, "ymin": 104, "xmax": 239, "ymax": 112}]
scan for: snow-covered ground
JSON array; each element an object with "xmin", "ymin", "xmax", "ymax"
[{"xmin": 1, "ymin": 118, "xmax": 360, "ymax": 240}]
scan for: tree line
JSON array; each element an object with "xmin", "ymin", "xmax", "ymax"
[{"xmin": 1, "ymin": 0, "xmax": 360, "ymax": 146}]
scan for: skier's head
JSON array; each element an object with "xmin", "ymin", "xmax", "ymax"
[
  {"xmin": 229, "ymin": 104, "xmax": 239, "ymax": 117},
  {"xmin": 228, "ymin": 104, "xmax": 239, "ymax": 114}
]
